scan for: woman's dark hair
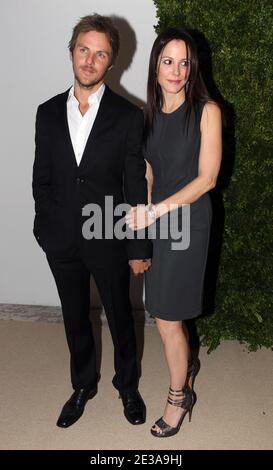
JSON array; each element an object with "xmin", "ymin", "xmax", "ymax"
[
  {"xmin": 69, "ymin": 14, "xmax": 120, "ymax": 65},
  {"xmin": 145, "ymin": 27, "xmax": 212, "ymax": 139}
]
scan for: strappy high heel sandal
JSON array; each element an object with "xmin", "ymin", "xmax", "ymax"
[
  {"xmin": 187, "ymin": 356, "xmax": 200, "ymax": 390},
  {"xmin": 150, "ymin": 385, "xmax": 195, "ymax": 438}
]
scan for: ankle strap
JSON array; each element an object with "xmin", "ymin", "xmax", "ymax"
[
  {"xmin": 168, "ymin": 387, "xmax": 184, "ymax": 407},
  {"xmin": 169, "ymin": 387, "xmax": 183, "ymax": 395},
  {"xmin": 167, "ymin": 385, "xmax": 193, "ymax": 408}
]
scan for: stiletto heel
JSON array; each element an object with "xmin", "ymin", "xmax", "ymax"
[
  {"xmin": 150, "ymin": 385, "xmax": 195, "ymax": 438},
  {"xmin": 188, "ymin": 396, "xmax": 195, "ymax": 423}
]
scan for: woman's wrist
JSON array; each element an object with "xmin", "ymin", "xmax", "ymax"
[
  {"xmin": 147, "ymin": 203, "xmax": 158, "ymax": 222},
  {"xmin": 147, "ymin": 202, "xmax": 170, "ymax": 221}
]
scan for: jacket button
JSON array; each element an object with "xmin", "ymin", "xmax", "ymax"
[{"xmin": 76, "ymin": 177, "xmax": 81, "ymax": 184}]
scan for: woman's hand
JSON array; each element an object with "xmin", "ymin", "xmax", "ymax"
[{"xmin": 125, "ymin": 204, "xmax": 156, "ymax": 231}]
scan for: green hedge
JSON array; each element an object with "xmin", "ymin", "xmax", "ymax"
[{"xmin": 153, "ymin": 0, "xmax": 273, "ymax": 351}]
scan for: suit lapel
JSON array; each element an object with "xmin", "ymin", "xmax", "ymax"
[
  {"xmin": 56, "ymin": 85, "xmax": 116, "ymax": 170},
  {"xmin": 79, "ymin": 85, "xmax": 115, "ymax": 169},
  {"xmin": 57, "ymin": 88, "xmax": 78, "ymax": 169}
]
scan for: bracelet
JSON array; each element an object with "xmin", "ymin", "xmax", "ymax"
[{"xmin": 147, "ymin": 203, "xmax": 157, "ymax": 222}]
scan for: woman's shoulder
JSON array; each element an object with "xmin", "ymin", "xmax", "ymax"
[
  {"xmin": 200, "ymin": 100, "xmax": 222, "ymax": 131},
  {"xmin": 201, "ymin": 100, "xmax": 221, "ymax": 115}
]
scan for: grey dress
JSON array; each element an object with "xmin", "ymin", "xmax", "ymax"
[{"xmin": 144, "ymin": 101, "xmax": 212, "ymax": 320}]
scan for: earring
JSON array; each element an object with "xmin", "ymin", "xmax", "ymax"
[{"xmin": 185, "ymin": 81, "xmax": 190, "ymax": 93}]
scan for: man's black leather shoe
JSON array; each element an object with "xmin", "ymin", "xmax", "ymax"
[
  {"xmin": 56, "ymin": 387, "xmax": 97, "ymax": 428},
  {"xmin": 119, "ymin": 390, "xmax": 146, "ymax": 425}
]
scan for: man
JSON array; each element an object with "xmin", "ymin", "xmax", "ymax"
[{"xmin": 32, "ymin": 14, "xmax": 151, "ymax": 428}]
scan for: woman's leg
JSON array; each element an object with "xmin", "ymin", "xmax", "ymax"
[
  {"xmin": 183, "ymin": 321, "xmax": 200, "ymax": 389},
  {"xmin": 152, "ymin": 318, "xmax": 189, "ymax": 433}
]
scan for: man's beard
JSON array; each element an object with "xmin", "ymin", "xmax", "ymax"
[{"xmin": 74, "ymin": 68, "xmax": 108, "ymax": 90}]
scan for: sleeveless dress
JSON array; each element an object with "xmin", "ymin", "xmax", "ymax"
[{"xmin": 144, "ymin": 101, "xmax": 212, "ymax": 320}]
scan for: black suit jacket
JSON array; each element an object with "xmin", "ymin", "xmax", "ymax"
[{"xmin": 32, "ymin": 85, "xmax": 152, "ymax": 262}]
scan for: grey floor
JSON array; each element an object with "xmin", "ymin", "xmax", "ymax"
[{"xmin": 0, "ymin": 306, "xmax": 272, "ymax": 450}]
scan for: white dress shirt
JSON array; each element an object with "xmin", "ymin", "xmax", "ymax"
[{"xmin": 67, "ymin": 83, "xmax": 105, "ymax": 166}]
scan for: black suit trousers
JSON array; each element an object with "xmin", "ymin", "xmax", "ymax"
[{"xmin": 46, "ymin": 248, "xmax": 138, "ymax": 393}]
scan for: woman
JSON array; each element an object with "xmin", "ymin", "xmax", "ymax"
[{"xmin": 126, "ymin": 27, "xmax": 222, "ymax": 438}]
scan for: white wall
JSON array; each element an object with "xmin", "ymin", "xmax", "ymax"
[{"xmin": 0, "ymin": 0, "xmax": 157, "ymax": 305}]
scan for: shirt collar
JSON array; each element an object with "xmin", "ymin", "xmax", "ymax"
[{"xmin": 68, "ymin": 83, "xmax": 105, "ymax": 106}]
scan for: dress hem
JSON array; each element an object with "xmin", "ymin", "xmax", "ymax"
[{"xmin": 145, "ymin": 303, "xmax": 201, "ymax": 321}]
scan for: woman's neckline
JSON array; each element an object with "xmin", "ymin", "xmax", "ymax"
[{"xmin": 160, "ymin": 99, "xmax": 186, "ymax": 116}]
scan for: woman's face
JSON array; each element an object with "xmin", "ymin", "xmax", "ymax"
[{"xmin": 157, "ymin": 39, "xmax": 191, "ymax": 97}]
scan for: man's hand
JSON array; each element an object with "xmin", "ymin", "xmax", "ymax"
[{"xmin": 129, "ymin": 259, "xmax": 152, "ymax": 275}]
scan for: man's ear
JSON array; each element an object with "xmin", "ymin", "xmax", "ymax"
[{"xmin": 69, "ymin": 51, "xmax": 73, "ymax": 61}]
